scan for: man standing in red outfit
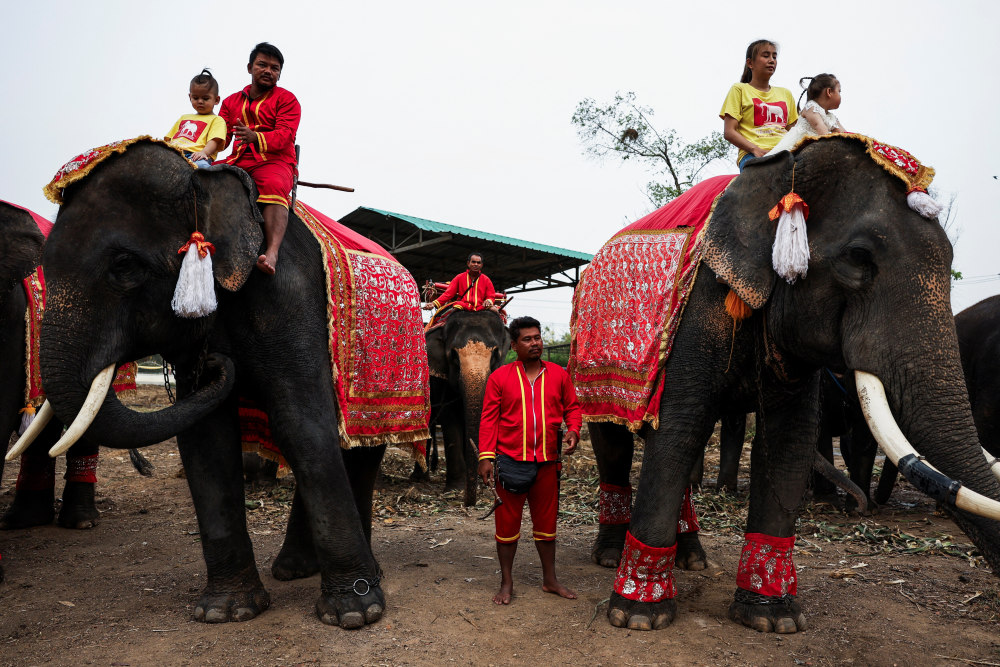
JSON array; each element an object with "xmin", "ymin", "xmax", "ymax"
[
  {"xmin": 423, "ymin": 252, "xmax": 499, "ymax": 313},
  {"xmin": 478, "ymin": 316, "xmax": 581, "ymax": 605},
  {"xmin": 218, "ymin": 42, "xmax": 300, "ymax": 275}
]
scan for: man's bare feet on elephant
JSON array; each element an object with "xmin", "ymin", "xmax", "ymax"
[
  {"xmin": 256, "ymin": 252, "xmax": 277, "ymax": 275},
  {"xmin": 493, "ymin": 579, "xmax": 514, "ymax": 605},
  {"xmin": 542, "ymin": 578, "xmax": 577, "ymax": 599}
]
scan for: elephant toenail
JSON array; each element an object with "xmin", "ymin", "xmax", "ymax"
[
  {"xmin": 652, "ymin": 613, "xmax": 673, "ymax": 630},
  {"xmin": 204, "ymin": 609, "xmax": 228, "ymax": 623},
  {"xmin": 795, "ymin": 613, "xmax": 808, "ymax": 631},
  {"xmin": 232, "ymin": 607, "xmax": 255, "ymax": 622},
  {"xmin": 608, "ymin": 608, "xmax": 628, "ymax": 627},
  {"xmin": 750, "ymin": 617, "xmax": 773, "ymax": 633},
  {"xmin": 626, "ymin": 615, "xmax": 652, "ymax": 631},
  {"xmin": 364, "ymin": 604, "xmax": 383, "ymax": 624},
  {"xmin": 339, "ymin": 611, "xmax": 365, "ymax": 629}
]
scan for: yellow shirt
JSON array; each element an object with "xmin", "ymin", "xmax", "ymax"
[
  {"xmin": 719, "ymin": 83, "xmax": 799, "ymax": 164},
  {"xmin": 165, "ymin": 113, "xmax": 227, "ymax": 158}
]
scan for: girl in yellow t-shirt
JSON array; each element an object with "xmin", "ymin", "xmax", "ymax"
[{"xmin": 719, "ymin": 40, "xmax": 798, "ymax": 171}]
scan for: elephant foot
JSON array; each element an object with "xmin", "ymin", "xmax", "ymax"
[
  {"xmin": 316, "ymin": 580, "xmax": 386, "ymax": 628},
  {"xmin": 271, "ymin": 545, "xmax": 320, "ymax": 581},
  {"xmin": 675, "ymin": 532, "xmax": 708, "ymax": 570},
  {"xmin": 193, "ymin": 586, "xmax": 271, "ymax": 623},
  {"xmin": 57, "ymin": 482, "xmax": 100, "ymax": 529},
  {"xmin": 715, "ymin": 479, "xmax": 739, "ymax": 495},
  {"xmin": 0, "ymin": 489, "xmax": 55, "ymax": 529},
  {"xmin": 607, "ymin": 591, "xmax": 676, "ymax": 630},
  {"xmin": 409, "ymin": 465, "xmax": 430, "ymax": 483},
  {"xmin": 591, "ymin": 523, "xmax": 628, "ymax": 568},
  {"xmin": 443, "ymin": 477, "xmax": 464, "ymax": 492},
  {"xmin": 728, "ymin": 590, "xmax": 807, "ymax": 633}
]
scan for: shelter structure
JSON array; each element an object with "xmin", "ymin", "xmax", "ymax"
[{"xmin": 338, "ymin": 207, "xmax": 592, "ymax": 294}]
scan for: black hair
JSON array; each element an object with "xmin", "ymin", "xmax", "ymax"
[
  {"xmin": 249, "ymin": 42, "xmax": 284, "ymax": 67},
  {"xmin": 190, "ymin": 68, "xmax": 219, "ymax": 95},
  {"xmin": 797, "ymin": 73, "xmax": 839, "ymax": 110},
  {"xmin": 508, "ymin": 316, "xmax": 541, "ymax": 342},
  {"xmin": 467, "ymin": 252, "xmax": 485, "ymax": 264},
  {"xmin": 740, "ymin": 39, "xmax": 778, "ymax": 84}
]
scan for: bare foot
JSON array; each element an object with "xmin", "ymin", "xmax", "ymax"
[
  {"xmin": 542, "ymin": 580, "xmax": 577, "ymax": 599},
  {"xmin": 493, "ymin": 581, "xmax": 513, "ymax": 605},
  {"xmin": 256, "ymin": 253, "xmax": 276, "ymax": 275}
]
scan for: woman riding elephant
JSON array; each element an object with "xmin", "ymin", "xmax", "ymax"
[
  {"xmin": 14, "ymin": 137, "xmax": 430, "ymax": 628},
  {"xmin": 571, "ymin": 134, "xmax": 1000, "ymax": 634}
]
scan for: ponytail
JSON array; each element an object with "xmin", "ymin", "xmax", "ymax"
[
  {"xmin": 797, "ymin": 73, "xmax": 838, "ymax": 110},
  {"xmin": 741, "ymin": 39, "xmax": 778, "ymax": 83}
]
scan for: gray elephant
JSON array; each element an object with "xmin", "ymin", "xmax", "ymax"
[
  {"xmin": 0, "ymin": 201, "xmax": 125, "ymax": 533},
  {"xmin": 20, "ymin": 138, "xmax": 430, "ymax": 628},
  {"xmin": 572, "ymin": 135, "xmax": 1000, "ymax": 634},
  {"xmin": 423, "ymin": 309, "xmax": 509, "ymax": 505}
]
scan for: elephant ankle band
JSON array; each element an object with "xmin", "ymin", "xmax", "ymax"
[
  {"xmin": 614, "ymin": 531, "xmax": 677, "ymax": 602},
  {"xmin": 15, "ymin": 455, "xmax": 55, "ymax": 491},
  {"xmin": 736, "ymin": 533, "xmax": 797, "ymax": 597},
  {"xmin": 598, "ymin": 484, "xmax": 700, "ymax": 535},
  {"xmin": 65, "ymin": 454, "xmax": 99, "ymax": 484}
]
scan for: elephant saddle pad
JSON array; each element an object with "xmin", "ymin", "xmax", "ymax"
[
  {"xmin": 569, "ymin": 174, "xmax": 737, "ymax": 432},
  {"xmin": 240, "ymin": 201, "xmax": 430, "ymax": 467}
]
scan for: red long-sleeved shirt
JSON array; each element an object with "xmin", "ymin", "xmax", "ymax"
[
  {"xmin": 433, "ymin": 271, "xmax": 496, "ymax": 311},
  {"xmin": 478, "ymin": 361, "xmax": 582, "ymax": 463},
  {"xmin": 218, "ymin": 85, "xmax": 300, "ymax": 166}
]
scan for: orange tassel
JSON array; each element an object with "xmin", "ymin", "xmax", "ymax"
[{"xmin": 725, "ymin": 289, "xmax": 752, "ymax": 321}]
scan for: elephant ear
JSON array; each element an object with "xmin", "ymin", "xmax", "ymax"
[
  {"xmin": 0, "ymin": 202, "xmax": 45, "ymax": 287},
  {"xmin": 425, "ymin": 325, "xmax": 448, "ymax": 379},
  {"xmin": 192, "ymin": 166, "xmax": 264, "ymax": 292},
  {"xmin": 702, "ymin": 151, "xmax": 794, "ymax": 309}
]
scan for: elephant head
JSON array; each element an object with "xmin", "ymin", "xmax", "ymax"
[
  {"xmin": 426, "ymin": 310, "xmax": 509, "ymax": 505},
  {"xmin": 36, "ymin": 140, "xmax": 262, "ymax": 452},
  {"xmin": 0, "ymin": 202, "xmax": 46, "ymax": 290},
  {"xmin": 703, "ymin": 137, "xmax": 1000, "ymax": 567}
]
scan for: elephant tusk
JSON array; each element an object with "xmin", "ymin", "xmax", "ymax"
[
  {"xmin": 48, "ymin": 365, "xmax": 116, "ymax": 458},
  {"xmin": 856, "ymin": 371, "xmax": 1000, "ymax": 521},
  {"xmin": 4, "ymin": 400, "xmax": 56, "ymax": 462},
  {"xmin": 981, "ymin": 447, "xmax": 1000, "ymax": 484}
]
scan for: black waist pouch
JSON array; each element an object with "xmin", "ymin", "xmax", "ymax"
[{"xmin": 496, "ymin": 453, "xmax": 539, "ymax": 495}]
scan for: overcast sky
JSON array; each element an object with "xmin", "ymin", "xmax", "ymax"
[{"xmin": 6, "ymin": 0, "xmax": 998, "ymax": 332}]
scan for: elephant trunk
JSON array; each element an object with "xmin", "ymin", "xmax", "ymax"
[
  {"xmin": 40, "ymin": 348, "xmax": 236, "ymax": 452},
  {"xmin": 853, "ymin": 312, "xmax": 1000, "ymax": 571},
  {"xmin": 456, "ymin": 340, "xmax": 495, "ymax": 507}
]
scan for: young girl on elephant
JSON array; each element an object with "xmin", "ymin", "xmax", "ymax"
[
  {"xmin": 766, "ymin": 74, "xmax": 847, "ymax": 155},
  {"xmin": 719, "ymin": 39, "xmax": 798, "ymax": 171}
]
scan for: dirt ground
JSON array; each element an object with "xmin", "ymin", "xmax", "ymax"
[{"xmin": 3, "ymin": 386, "xmax": 1000, "ymax": 666}]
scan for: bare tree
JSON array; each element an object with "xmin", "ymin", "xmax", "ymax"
[{"xmin": 572, "ymin": 92, "xmax": 733, "ymax": 208}]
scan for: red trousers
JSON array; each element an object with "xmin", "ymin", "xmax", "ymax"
[
  {"xmin": 494, "ymin": 461, "xmax": 559, "ymax": 543},
  {"xmin": 236, "ymin": 158, "xmax": 294, "ymax": 209}
]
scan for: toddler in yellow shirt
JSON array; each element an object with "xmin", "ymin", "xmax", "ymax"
[{"xmin": 165, "ymin": 69, "xmax": 226, "ymax": 168}]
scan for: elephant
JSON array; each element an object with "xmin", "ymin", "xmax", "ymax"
[
  {"xmin": 422, "ymin": 309, "xmax": 509, "ymax": 506},
  {"xmin": 23, "ymin": 139, "xmax": 429, "ymax": 628},
  {"xmin": 574, "ymin": 135, "xmax": 1000, "ymax": 635},
  {"xmin": 0, "ymin": 201, "xmax": 122, "ymax": 534}
]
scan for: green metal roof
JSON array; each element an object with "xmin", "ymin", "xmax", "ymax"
[{"xmin": 338, "ymin": 206, "xmax": 592, "ymax": 294}]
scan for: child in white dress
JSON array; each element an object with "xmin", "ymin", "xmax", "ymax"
[{"xmin": 767, "ymin": 73, "xmax": 846, "ymax": 155}]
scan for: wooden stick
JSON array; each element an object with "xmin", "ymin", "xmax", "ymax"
[{"xmin": 297, "ymin": 180, "xmax": 355, "ymax": 193}]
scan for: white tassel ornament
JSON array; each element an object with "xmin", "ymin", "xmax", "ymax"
[
  {"xmin": 18, "ymin": 407, "xmax": 35, "ymax": 436},
  {"xmin": 769, "ymin": 192, "xmax": 811, "ymax": 284},
  {"xmin": 171, "ymin": 231, "xmax": 218, "ymax": 318},
  {"xmin": 907, "ymin": 189, "xmax": 942, "ymax": 219}
]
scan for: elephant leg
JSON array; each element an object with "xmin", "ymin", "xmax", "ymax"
[
  {"xmin": 0, "ymin": 418, "xmax": 63, "ymax": 529},
  {"xmin": 874, "ymin": 459, "xmax": 899, "ymax": 505},
  {"xmin": 263, "ymin": 394, "xmax": 384, "ymax": 629},
  {"xmin": 607, "ymin": 403, "xmax": 717, "ymax": 631},
  {"xmin": 589, "ymin": 421, "xmax": 634, "ymax": 568},
  {"xmin": 58, "ymin": 440, "xmax": 101, "ymax": 529},
  {"xmin": 343, "ymin": 444, "xmax": 387, "ymax": 546},
  {"xmin": 728, "ymin": 376, "xmax": 819, "ymax": 635},
  {"xmin": 716, "ymin": 412, "xmax": 747, "ymax": 494},
  {"xmin": 272, "ymin": 488, "xmax": 319, "ymax": 581},
  {"xmin": 811, "ymin": 424, "xmax": 838, "ymax": 501},
  {"xmin": 176, "ymin": 393, "xmax": 270, "ymax": 624},
  {"xmin": 844, "ymin": 411, "xmax": 877, "ymax": 514},
  {"xmin": 441, "ymin": 410, "xmax": 465, "ymax": 492}
]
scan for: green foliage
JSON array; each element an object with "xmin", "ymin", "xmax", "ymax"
[
  {"xmin": 572, "ymin": 91, "xmax": 734, "ymax": 207},
  {"xmin": 951, "ymin": 269, "xmax": 963, "ymax": 281},
  {"xmin": 503, "ymin": 326, "xmax": 572, "ymax": 366}
]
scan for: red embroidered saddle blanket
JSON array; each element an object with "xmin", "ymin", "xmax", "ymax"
[
  {"xmin": 240, "ymin": 201, "xmax": 430, "ymax": 470},
  {"xmin": 568, "ymin": 175, "xmax": 737, "ymax": 432}
]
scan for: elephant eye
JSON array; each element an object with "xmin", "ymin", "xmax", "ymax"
[{"xmin": 108, "ymin": 251, "xmax": 147, "ymax": 289}]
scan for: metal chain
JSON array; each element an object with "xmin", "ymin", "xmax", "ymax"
[{"xmin": 162, "ymin": 361, "xmax": 175, "ymax": 404}]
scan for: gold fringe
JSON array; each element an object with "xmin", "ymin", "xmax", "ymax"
[{"xmin": 787, "ymin": 133, "xmax": 935, "ymax": 194}]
